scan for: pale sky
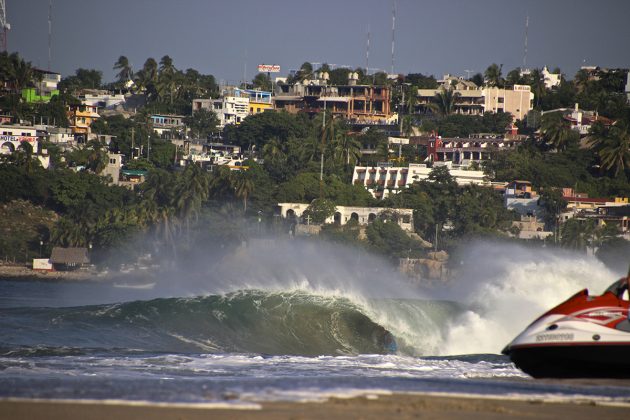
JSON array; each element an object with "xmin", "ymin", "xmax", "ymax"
[{"xmin": 8, "ymin": 0, "xmax": 630, "ymax": 83}]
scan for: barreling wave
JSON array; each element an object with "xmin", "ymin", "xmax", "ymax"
[{"xmin": 0, "ymin": 290, "xmax": 416, "ymax": 357}]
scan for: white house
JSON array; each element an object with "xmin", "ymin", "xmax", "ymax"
[
  {"xmin": 278, "ymin": 203, "xmax": 415, "ymax": 232},
  {"xmin": 542, "ymin": 66, "xmax": 562, "ymax": 89}
]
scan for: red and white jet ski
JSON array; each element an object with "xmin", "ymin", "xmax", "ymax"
[{"xmin": 502, "ymin": 276, "xmax": 630, "ymax": 378}]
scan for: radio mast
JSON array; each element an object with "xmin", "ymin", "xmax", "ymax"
[
  {"xmin": 365, "ymin": 24, "xmax": 370, "ymax": 76},
  {"xmin": 391, "ymin": 0, "xmax": 396, "ymax": 75},
  {"xmin": 522, "ymin": 13, "xmax": 529, "ymax": 69},
  {"xmin": 0, "ymin": 0, "xmax": 10, "ymax": 51},
  {"xmin": 48, "ymin": 0, "xmax": 53, "ymax": 70}
]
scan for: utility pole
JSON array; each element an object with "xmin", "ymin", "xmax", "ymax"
[
  {"xmin": 131, "ymin": 127, "xmax": 135, "ymax": 159},
  {"xmin": 319, "ymin": 100, "xmax": 327, "ymax": 198},
  {"xmin": 434, "ymin": 223, "xmax": 439, "ymax": 252}
]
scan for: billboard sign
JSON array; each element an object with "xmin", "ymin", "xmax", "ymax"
[{"xmin": 257, "ymin": 64, "xmax": 281, "ymax": 73}]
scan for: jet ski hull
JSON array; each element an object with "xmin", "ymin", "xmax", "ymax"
[
  {"xmin": 507, "ymin": 344, "xmax": 630, "ymax": 378},
  {"xmin": 503, "ymin": 277, "xmax": 630, "ymax": 378}
]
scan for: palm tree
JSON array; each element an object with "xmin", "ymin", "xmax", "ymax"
[
  {"xmin": 9, "ymin": 53, "xmax": 36, "ymax": 94},
  {"xmin": 589, "ymin": 120, "xmax": 630, "ymax": 176},
  {"xmin": 232, "ymin": 171, "xmax": 255, "ymax": 213},
  {"xmin": 113, "ymin": 56, "xmax": 133, "ymax": 87},
  {"xmin": 540, "ymin": 112, "xmax": 577, "ymax": 151},
  {"xmin": 262, "ymin": 137, "xmax": 286, "ymax": 164},
  {"xmin": 51, "ymin": 217, "xmax": 85, "ymax": 247},
  {"xmin": 175, "ymin": 164, "xmax": 210, "ymax": 238},
  {"xmin": 134, "ymin": 58, "xmax": 159, "ymax": 98},
  {"xmin": 86, "ymin": 140, "xmax": 108, "ymax": 174},
  {"xmin": 528, "ymin": 68, "xmax": 546, "ymax": 107},
  {"xmin": 573, "ymin": 69, "xmax": 590, "ymax": 93},
  {"xmin": 332, "ymin": 133, "xmax": 361, "ymax": 166},
  {"xmin": 297, "ymin": 62, "xmax": 313, "ymax": 82},
  {"xmin": 431, "ymin": 88, "xmax": 460, "ymax": 117},
  {"xmin": 561, "ymin": 219, "xmax": 596, "ymax": 252},
  {"xmin": 158, "ymin": 55, "xmax": 178, "ymax": 105},
  {"xmin": 484, "ymin": 63, "xmax": 503, "ymax": 87}
]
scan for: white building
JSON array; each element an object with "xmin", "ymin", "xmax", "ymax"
[
  {"xmin": 541, "ymin": 66, "xmax": 561, "ymax": 89},
  {"xmin": 192, "ymin": 95, "xmax": 249, "ymax": 128},
  {"xmin": 0, "ymin": 124, "xmax": 38, "ymax": 154},
  {"xmin": 0, "ymin": 124, "xmax": 51, "ymax": 168},
  {"xmin": 278, "ymin": 203, "xmax": 414, "ymax": 232},
  {"xmin": 102, "ymin": 153, "xmax": 123, "ymax": 185},
  {"xmin": 79, "ymin": 91, "xmax": 126, "ymax": 110},
  {"xmin": 150, "ymin": 114, "xmax": 186, "ymax": 137},
  {"xmin": 352, "ymin": 163, "xmax": 488, "ymax": 199}
]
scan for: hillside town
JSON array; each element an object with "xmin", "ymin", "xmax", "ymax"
[{"xmin": 1, "ymin": 49, "xmax": 630, "ymax": 281}]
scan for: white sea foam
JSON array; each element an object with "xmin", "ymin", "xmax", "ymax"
[{"xmin": 435, "ymin": 242, "xmax": 619, "ymax": 355}]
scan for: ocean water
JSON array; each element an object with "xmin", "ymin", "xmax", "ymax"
[{"xmin": 1, "ymin": 240, "xmax": 629, "ymax": 405}]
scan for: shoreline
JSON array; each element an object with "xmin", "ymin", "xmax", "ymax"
[
  {"xmin": 1, "ymin": 393, "xmax": 629, "ymax": 420},
  {"xmin": 0, "ymin": 264, "xmax": 102, "ymax": 282}
]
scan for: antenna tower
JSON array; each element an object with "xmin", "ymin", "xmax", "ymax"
[
  {"xmin": 365, "ymin": 24, "xmax": 370, "ymax": 76},
  {"xmin": 48, "ymin": 0, "xmax": 52, "ymax": 70},
  {"xmin": 522, "ymin": 13, "xmax": 529, "ymax": 69},
  {"xmin": 0, "ymin": 0, "xmax": 10, "ymax": 51},
  {"xmin": 391, "ymin": 0, "xmax": 396, "ymax": 75}
]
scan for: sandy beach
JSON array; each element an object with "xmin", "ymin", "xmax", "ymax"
[{"xmin": 1, "ymin": 393, "xmax": 629, "ymax": 420}]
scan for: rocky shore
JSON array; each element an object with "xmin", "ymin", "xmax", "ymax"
[{"xmin": 0, "ymin": 264, "xmax": 101, "ymax": 282}]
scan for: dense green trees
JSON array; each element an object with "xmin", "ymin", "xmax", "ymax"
[
  {"xmin": 184, "ymin": 108, "xmax": 220, "ymax": 139},
  {"xmin": 58, "ymin": 68, "xmax": 103, "ymax": 93}
]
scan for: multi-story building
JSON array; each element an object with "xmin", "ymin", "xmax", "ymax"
[
  {"xmin": 422, "ymin": 134, "xmax": 523, "ymax": 165},
  {"xmin": 21, "ymin": 69, "xmax": 61, "ymax": 103},
  {"xmin": 192, "ymin": 92, "xmax": 250, "ymax": 128},
  {"xmin": 192, "ymin": 88, "xmax": 274, "ymax": 129},
  {"xmin": 274, "ymin": 76, "xmax": 393, "ymax": 123},
  {"xmin": 150, "ymin": 114, "xmax": 186, "ymax": 137},
  {"xmin": 415, "ymin": 85, "xmax": 534, "ymax": 121},
  {"xmin": 237, "ymin": 88, "xmax": 273, "ymax": 114},
  {"xmin": 79, "ymin": 90, "xmax": 126, "ymax": 110},
  {"xmin": 67, "ymin": 104, "xmax": 100, "ymax": 138},
  {"xmin": 352, "ymin": 162, "xmax": 487, "ymax": 199}
]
